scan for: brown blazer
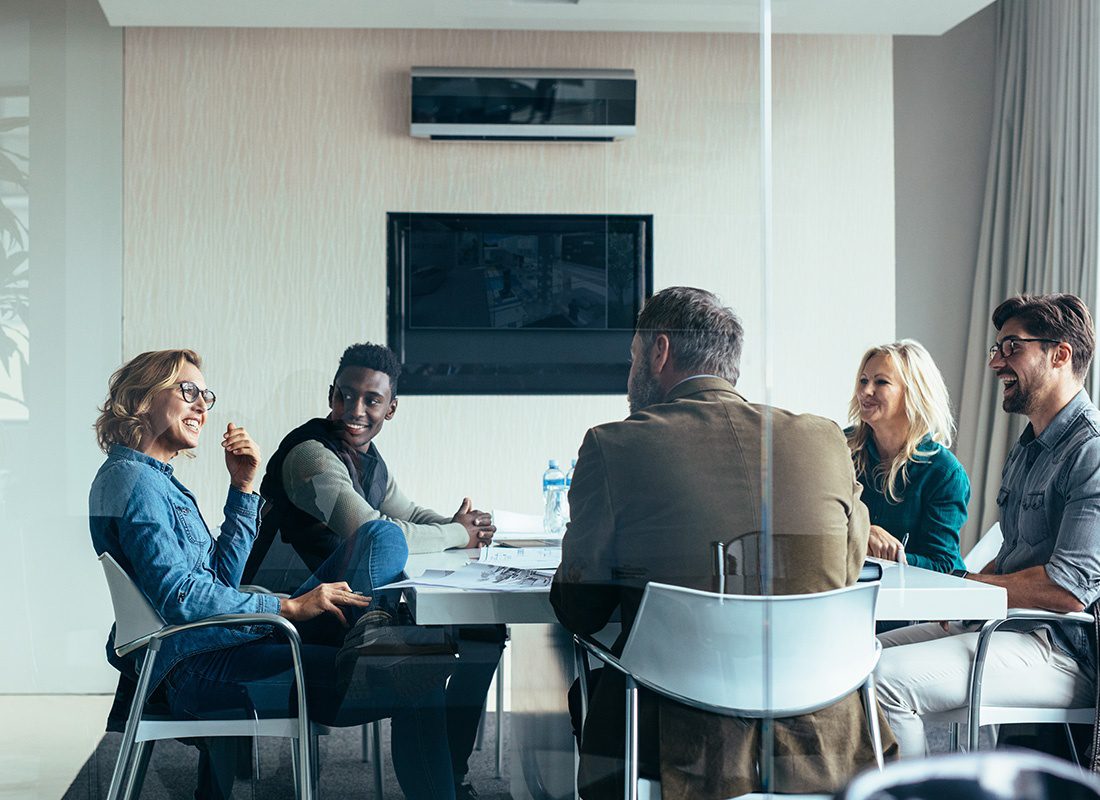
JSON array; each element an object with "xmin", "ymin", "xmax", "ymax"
[{"xmin": 551, "ymin": 377, "xmax": 895, "ymax": 800}]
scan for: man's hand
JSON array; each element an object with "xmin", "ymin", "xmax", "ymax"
[
  {"xmin": 452, "ymin": 497, "xmax": 497, "ymax": 548},
  {"xmin": 223, "ymin": 422, "xmax": 260, "ymax": 494},
  {"xmin": 277, "ymin": 582, "xmax": 372, "ymax": 627},
  {"xmin": 867, "ymin": 524, "xmax": 906, "ymax": 562}
]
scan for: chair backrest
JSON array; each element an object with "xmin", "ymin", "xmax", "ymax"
[
  {"xmin": 837, "ymin": 750, "xmax": 1100, "ymax": 800},
  {"xmin": 98, "ymin": 552, "xmax": 167, "ymax": 656},
  {"xmin": 963, "ymin": 522, "xmax": 1003, "ymax": 573},
  {"xmin": 618, "ymin": 581, "xmax": 880, "ymax": 717}
]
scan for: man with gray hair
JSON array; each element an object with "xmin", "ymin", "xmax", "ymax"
[{"xmin": 552, "ymin": 286, "xmax": 889, "ymax": 799}]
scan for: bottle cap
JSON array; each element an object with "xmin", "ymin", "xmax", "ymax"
[{"xmin": 549, "ymin": 459, "xmax": 560, "ymax": 468}]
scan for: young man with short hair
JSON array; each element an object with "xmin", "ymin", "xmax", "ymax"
[
  {"xmin": 252, "ymin": 342, "xmax": 502, "ymax": 799},
  {"xmin": 875, "ymin": 293, "xmax": 1100, "ymax": 756}
]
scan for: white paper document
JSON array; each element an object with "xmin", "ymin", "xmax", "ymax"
[
  {"xmin": 378, "ymin": 562, "xmax": 553, "ymax": 593},
  {"xmin": 866, "ymin": 556, "xmax": 902, "ymax": 570},
  {"xmin": 478, "ymin": 546, "xmax": 562, "ymax": 570}
]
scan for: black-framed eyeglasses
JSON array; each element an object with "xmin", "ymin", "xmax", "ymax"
[
  {"xmin": 178, "ymin": 381, "xmax": 216, "ymax": 409},
  {"xmin": 988, "ymin": 337, "xmax": 1062, "ymax": 360}
]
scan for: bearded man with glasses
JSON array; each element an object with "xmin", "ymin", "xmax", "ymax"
[{"xmin": 875, "ymin": 292, "xmax": 1100, "ymax": 758}]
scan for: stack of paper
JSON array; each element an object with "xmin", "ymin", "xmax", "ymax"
[
  {"xmin": 378, "ymin": 562, "xmax": 552, "ymax": 592},
  {"xmin": 478, "ymin": 546, "xmax": 561, "ymax": 571}
]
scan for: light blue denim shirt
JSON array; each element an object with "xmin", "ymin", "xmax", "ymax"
[
  {"xmin": 89, "ymin": 445, "xmax": 279, "ymax": 691},
  {"xmin": 996, "ymin": 389, "xmax": 1100, "ymax": 671}
]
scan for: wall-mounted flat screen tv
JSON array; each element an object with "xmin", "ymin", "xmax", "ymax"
[{"xmin": 388, "ymin": 213, "xmax": 653, "ymax": 394}]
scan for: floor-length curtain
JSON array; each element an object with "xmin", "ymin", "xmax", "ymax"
[{"xmin": 955, "ymin": 0, "xmax": 1099, "ymax": 551}]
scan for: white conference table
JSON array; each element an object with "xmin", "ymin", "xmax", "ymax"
[
  {"xmin": 404, "ymin": 550, "xmax": 1007, "ymax": 800},
  {"xmin": 404, "ymin": 549, "xmax": 1008, "ymax": 624}
]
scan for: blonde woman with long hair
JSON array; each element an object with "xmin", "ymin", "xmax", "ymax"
[{"xmin": 847, "ymin": 340, "xmax": 970, "ymax": 572}]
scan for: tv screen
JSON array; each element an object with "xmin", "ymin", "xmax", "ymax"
[{"xmin": 388, "ymin": 213, "xmax": 653, "ymax": 394}]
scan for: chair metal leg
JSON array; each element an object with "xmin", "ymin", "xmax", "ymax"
[
  {"xmin": 949, "ymin": 722, "xmax": 961, "ymax": 752},
  {"xmin": 495, "ymin": 657, "xmax": 505, "ymax": 778},
  {"xmin": 1065, "ymin": 723, "xmax": 1081, "ymax": 765},
  {"xmin": 862, "ymin": 679, "xmax": 885, "ymax": 769},
  {"xmin": 121, "ymin": 739, "xmax": 153, "ymax": 800},
  {"xmin": 290, "ymin": 739, "xmax": 301, "ymax": 799},
  {"xmin": 294, "ymin": 732, "xmax": 313, "ymax": 800},
  {"xmin": 371, "ymin": 720, "xmax": 384, "ymax": 798},
  {"xmin": 758, "ymin": 719, "xmax": 775, "ymax": 793},
  {"xmin": 966, "ymin": 622, "xmax": 998, "ymax": 753},
  {"xmin": 361, "ymin": 723, "xmax": 371, "ymax": 763},
  {"xmin": 625, "ymin": 677, "xmax": 639, "ymax": 800},
  {"xmin": 310, "ymin": 732, "xmax": 320, "ymax": 797},
  {"xmin": 109, "ymin": 648, "xmax": 159, "ymax": 800}
]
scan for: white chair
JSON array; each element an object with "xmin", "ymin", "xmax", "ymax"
[
  {"xmin": 98, "ymin": 552, "xmax": 316, "ymax": 800},
  {"xmin": 924, "ymin": 607, "xmax": 1095, "ymax": 759},
  {"xmin": 574, "ymin": 581, "xmax": 885, "ymax": 800},
  {"xmin": 838, "ymin": 750, "xmax": 1100, "ymax": 800},
  {"xmin": 963, "ymin": 522, "xmax": 1003, "ymax": 573}
]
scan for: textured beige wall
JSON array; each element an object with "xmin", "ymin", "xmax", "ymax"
[{"xmin": 124, "ymin": 28, "xmax": 894, "ymax": 516}]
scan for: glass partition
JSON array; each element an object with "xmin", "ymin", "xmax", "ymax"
[{"xmin": 7, "ymin": 0, "xmax": 1061, "ymax": 796}]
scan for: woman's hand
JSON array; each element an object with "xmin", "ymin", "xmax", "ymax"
[
  {"xmin": 223, "ymin": 422, "xmax": 260, "ymax": 494},
  {"xmin": 278, "ymin": 582, "xmax": 372, "ymax": 627},
  {"xmin": 867, "ymin": 524, "xmax": 906, "ymax": 562}
]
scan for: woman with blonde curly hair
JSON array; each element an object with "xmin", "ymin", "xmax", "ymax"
[
  {"xmin": 90, "ymin": 349, "xmax": 455, "ymax": 800},
  {"xmin": 847, "ymin": 340, "xmax": 970, "ymax": 573}
]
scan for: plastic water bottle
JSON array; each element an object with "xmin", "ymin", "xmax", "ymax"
[
  {"xmin": 542, "ymin": 459, "xmax": 567, "ymax": 536},
  {"xmin": 566, "ymin": 458, "xmax": 577, "ymax": 487},
  {"xmin": 562, "ymin": 458, "xmax": 577, "ymax": 522}
]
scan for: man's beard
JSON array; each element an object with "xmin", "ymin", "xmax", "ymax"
[
  {"xmin": 1002, "ymin": 390, "xmax": 1028, "ymax": 414},
  {"xmin": 999, "ymin": 373, "xmax": 1035, "ymax": 416},
  {"xmin": 627, "ymin": 358, "xmax": 665, "ymax": 414}
]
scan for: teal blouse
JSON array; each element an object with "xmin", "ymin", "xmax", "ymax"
[{"xmin": 851, "ymin": 432, "xmax": 970, "ymax": 573}]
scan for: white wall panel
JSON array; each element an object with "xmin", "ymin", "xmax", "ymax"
[{"xmin": 124, "ymin": 27, "xmax": 894, "ymax": 547}]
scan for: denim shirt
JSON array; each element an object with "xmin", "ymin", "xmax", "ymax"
[
  {"xmin": 996, "ymin": 389, "xmax": 1100, "ymax": 671},
  {"xmin": 89, "ymin": 445, "xmax": 279, "ymax": 692}
]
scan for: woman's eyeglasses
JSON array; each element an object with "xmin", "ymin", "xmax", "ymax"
[{"xmin": 178, "ymin": 381, "xmax": 216, "ymax": 409}]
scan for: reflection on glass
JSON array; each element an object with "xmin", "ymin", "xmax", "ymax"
[{"xmin": 0, "ymin": 94, "xmax": 28, "ymax": 421}]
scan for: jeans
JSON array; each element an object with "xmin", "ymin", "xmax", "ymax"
[
  {"xmin": 164, "ymin": 521, "xmax": 455, "ymax": 799},
  {"xmin": 447, "ymin": 626, "xmax": 507, "ymax": 782},
  {"xmin": 290, "ymin": 517, "xmax": 409, "ymax": 642}
]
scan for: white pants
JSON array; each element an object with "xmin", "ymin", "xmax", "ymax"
[{"xmin": 874, "ymin": 622, "xmax": 1092, "ymax": 757}]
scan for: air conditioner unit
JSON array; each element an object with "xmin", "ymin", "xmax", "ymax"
[{"xmin": 410, "ymin": 67, "xmax": 636, "ymax": 142}]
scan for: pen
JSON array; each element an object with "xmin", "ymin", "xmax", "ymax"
[
  {"xmin": 900, "ymin": 533, "xmax": 910, "ymax": 548},
  {"xmin": 898, "ymin": 533, "xmax": 909, "ymax": 565}
]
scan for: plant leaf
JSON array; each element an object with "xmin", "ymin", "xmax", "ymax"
[
  {"xmin": 0, "ymin": 147, "xmax": 28, "ymax": 163},
  {"xmin": 0, "ymin": 329, "xmax": 18, "ymax": 371},
  {"xmin": 0, "ymin": 117, "xmax": 28, "ymax": 133},
  {"xmin": 0, "ymin": 203, "xmax": 26, "ymax": 248},
  {"xmin": 0, "ymin": 152, "xmax": 28, "ymax": 191}
]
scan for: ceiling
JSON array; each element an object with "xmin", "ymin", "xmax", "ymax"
[{"xmin": 95, "ymin": 0, "xmax": 995, "ymax": 36}]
